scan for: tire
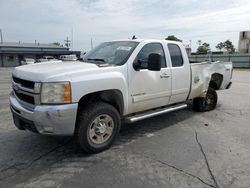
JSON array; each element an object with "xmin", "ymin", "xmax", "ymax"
[
  {"xmin": 76, "ymin": 102, "xmax": 121, "ymax": 153},
  {"xmin": 192, "ymin": 88, "xmax": 217, "ymax": 112}
]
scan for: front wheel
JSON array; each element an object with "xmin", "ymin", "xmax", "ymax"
[
  {"xmin": 192, "ymin": 88, "xmax": 218, "ymax": 112},
  {"xmin": 76, "ymin": 102, "xmax": 121, "ymax": 153}
]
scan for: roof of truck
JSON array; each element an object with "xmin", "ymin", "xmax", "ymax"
[{"xmin": 110, "ymin": 39, "xmax": 182, "ymax": 44}]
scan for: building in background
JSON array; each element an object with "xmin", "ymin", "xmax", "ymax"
[
  {"xmin": 0, "ymin": 42, "xmax": 80, "ymax": 67},
  {"xmin": 238, "ymin": 31, "xmax": 250, "ymax": 53}
]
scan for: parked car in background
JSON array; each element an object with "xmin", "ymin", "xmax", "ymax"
[
  {"xmin": 20, "ymin": 58, "xmax": 35, "ymax": 65},
  {"xmin": 60, "ymin": 55, "xmax": 77, "ymax": 61},
  {"xmin": 36, "ymin": 58, "xmax": 48, "ymax": 63},
  {"xmin": 36, "ymin": 56, "xmax": 62, "ymax": 63},
  {"xmin": 43, "ymin": 56, "xmax": 56, "ymax": 60}
]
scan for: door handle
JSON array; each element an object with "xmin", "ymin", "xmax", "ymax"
[{"xmin": 160, "ymin": 73, "xmax": 170, "ymax": 79}]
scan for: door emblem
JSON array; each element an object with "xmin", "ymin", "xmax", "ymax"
[{"xmin": 131, "ymin": 93, "xmax": 146, "ymax": 97}]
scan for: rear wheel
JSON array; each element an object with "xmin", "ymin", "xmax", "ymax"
[
  {"xmin": 76, "ymin": 102, "xmax": 121, "ymax": 153},
  {"xmin": 193, "ymin": 88, "xmax": 217, "ymax": 112}
]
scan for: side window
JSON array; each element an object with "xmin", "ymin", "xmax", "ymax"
[
  {"xmin": 168, "ymin": 44, "xmax": 183, "ymax": 67},
  {"xmin": 136, "ymin": 43, "xmax": 166, "ymax": 68}
]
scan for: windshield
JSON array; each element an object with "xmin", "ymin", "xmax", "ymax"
[{"xmin": 83, "ymin": 41, "xmax": 139, "ymax": 65}]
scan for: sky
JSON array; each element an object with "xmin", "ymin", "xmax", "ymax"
[{"xmin": 0, "ymin": 0, "xmax": 250, "ymax": 52}]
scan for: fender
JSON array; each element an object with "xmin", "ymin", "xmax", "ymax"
[{"xmin": 71, "ymin": 68, "xmax": 129, "ymax": 115}]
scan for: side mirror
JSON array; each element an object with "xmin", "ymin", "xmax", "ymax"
[
  {"xmin": 148, "ymin": 53, "xmax": 161, "ymax": 71},
  {"xmin": 133, "ymin": 59, "xmax": 142, "ymax": 71}
]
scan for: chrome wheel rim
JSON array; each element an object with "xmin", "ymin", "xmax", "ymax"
[{"xmin": 88, "ymin": 114, "xmax": 114, "ymax": 145}]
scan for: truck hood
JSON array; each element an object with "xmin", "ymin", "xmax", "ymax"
[{"xmin": 12, "ymin": 61, "xmax": 100, "ymax": 82}]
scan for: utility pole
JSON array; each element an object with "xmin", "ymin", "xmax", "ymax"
[
  {"xmin": 91, "ymin": 38, "xmax": 93, "ymax": 50},
  {"xmin": 64, "ymin": 37, "xmax": 71, "ymax": 48},
  {"xmin": 0, "ymin": 29, "xmax": 3, "ymax": 66},
  {"xmin": 0, "ymin": 29, "xmax": 3, "ymax": 44},
  {"xmin": 71, "ymin": 28, "xmax": 73, "ymax": 50}
]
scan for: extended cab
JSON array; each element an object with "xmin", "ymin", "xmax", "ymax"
[{"xmin": 10, "ymin": 39, "xmax": 232, "ymax": 153}]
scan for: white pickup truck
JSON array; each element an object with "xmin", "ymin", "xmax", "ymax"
[{"xmin": 10, "ymin": 39, "xmax": 233, "ymax": 153}]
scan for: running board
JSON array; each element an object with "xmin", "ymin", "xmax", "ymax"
[{"xmin": 124, "ymin": 104, "xmax": 187, "ymax": 123}]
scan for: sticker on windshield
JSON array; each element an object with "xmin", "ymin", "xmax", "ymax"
[{"xmin": 117, "ymin": 46, "xmax": 132, "ymax": 51}]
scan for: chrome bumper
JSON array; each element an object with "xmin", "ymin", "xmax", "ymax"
[{"xmin": 9, "ymin": 92, "xmax": 78, "ymax": 136}]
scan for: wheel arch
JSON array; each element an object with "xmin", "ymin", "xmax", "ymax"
[
  {"xmin": 77, "ymin": 89, "xmax": 124, "ymax": 115},
  {"xmin": 209, "ymin": 73, "xmax": 223, "ymax": 90}
]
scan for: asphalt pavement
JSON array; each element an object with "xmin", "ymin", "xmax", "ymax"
[{"xmin": 0, "ymin": 68, "xmax": 250, "ymax": 188}]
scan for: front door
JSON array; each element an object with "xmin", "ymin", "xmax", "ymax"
[{"xmin": 128, "ymin": 42, "xmax": 171, "ymax": 113}]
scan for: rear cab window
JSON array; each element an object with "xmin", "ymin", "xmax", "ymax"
[{"xmin": 168, "ymin": 44, "xmax": 184, "ymax": 67}]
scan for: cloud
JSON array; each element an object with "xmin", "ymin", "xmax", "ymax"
[{"xmin": 0, "ymin": 0, "xmax": 250, "ymax": 51}]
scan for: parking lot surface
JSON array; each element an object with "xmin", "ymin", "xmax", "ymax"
[{"xmin": 0, "ymin": 68, "xmax": 250, "ymax": 188}]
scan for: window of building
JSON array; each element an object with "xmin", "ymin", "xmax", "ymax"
[
  {"xmin": 242, "ymin": 32, "xmax": 246, "ymax": 39},
  {"xmin": 7, "ymin": 56, "xmax": 14, "ymax": 62},
  {"xmin": 168, "ymin": 44, "xmax": 183, "ymax": 67},
  {"xmin": 135, "ymin": 43, "xmax": 166, "ymax": 69}
]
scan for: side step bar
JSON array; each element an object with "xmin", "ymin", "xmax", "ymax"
[{"xmin": 124, "ymin": 103, "xmax": 187, "ymax": 123}]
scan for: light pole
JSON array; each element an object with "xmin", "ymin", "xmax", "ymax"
[
  {"xmin": 0, "ymin": 29, "xmax": 3, "ymax": 66},
  {"xmin": 91, "ymin": 38, "xmax": 93, "ymax": 50},
  {"xmin": 0, "ymin": 29, "xmax": 3, "ymax": 43}
]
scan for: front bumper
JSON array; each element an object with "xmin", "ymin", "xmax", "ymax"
[{"xmin": 10, "ymin": 92, "xmax": 78, "ymax": 136}]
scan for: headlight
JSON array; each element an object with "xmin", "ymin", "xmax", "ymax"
[{"xmin": 41, "ymin": 82, "xmax": 71, "ymax": 104}]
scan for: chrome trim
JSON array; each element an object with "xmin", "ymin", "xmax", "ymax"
[
  {"xmin": 14, "ymin": 88, "xmax": 34, "ymax": 96},
  {"xmin": 125, "ymin": 104, "xmax": 187, "ymax": 123},
  {"xmin": 34, "ymin": 94, "xmax": 41, "ymax": 105},
  {"xmin": 34, "ymin": 83, "xmax": 41, "ymax": 94},
  {"xmin": 13, "ymin": 91, "xmax": 35, "ymax": 111},
  {"xmin": 160, "ymin": 73, "xmax": 170, "ymax": 79},
  {"xmin": 12, "ymin": 80, "xmax": 35, "ymax": 93}
]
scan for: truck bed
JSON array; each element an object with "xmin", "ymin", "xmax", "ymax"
[{"xmin": 189, "ymin": 61, "xmax": 233, "ymax": 99}]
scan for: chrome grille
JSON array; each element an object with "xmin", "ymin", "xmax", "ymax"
[
  {"xmin": 12, "ymin": 76, "xmax": 35, "ymax": 90},
  {"xmin": 13, "ymin": 89, "xmax": 35, "ymax": 105},
  {"xmin": 12, "ymin": 76, "xmax": 40, "ymax": 105}
]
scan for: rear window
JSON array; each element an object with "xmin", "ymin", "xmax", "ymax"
[{"xmin": 168, "ymin": 44, "xmax": 183, "ymax": 67}]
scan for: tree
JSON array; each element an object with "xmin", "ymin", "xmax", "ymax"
[
  {"xmin": 216, "ymin": 42, "xmax": 224, "ymax": 51},
  {"xmin": 197, "ymin": 42, "xmax": 210, "ymax": 54},
  {"xmin": 224, "ymin": 40, "xmax": 235, "ymax": 53},
  {"xmin": 215, "ymin": 40, "xmax": 235, "ymax": 53},
  {"xmin": 202, "ymin": 42, "xmax": 210, "ymax": 49},
  {"xmin": 165, "ymin": 35, "xmax": 182, "ymax": 42}
]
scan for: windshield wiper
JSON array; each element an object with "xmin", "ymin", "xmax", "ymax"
[{"xmin": 87, "ymin": 58, "xmax": 106, "ymax": 62}]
